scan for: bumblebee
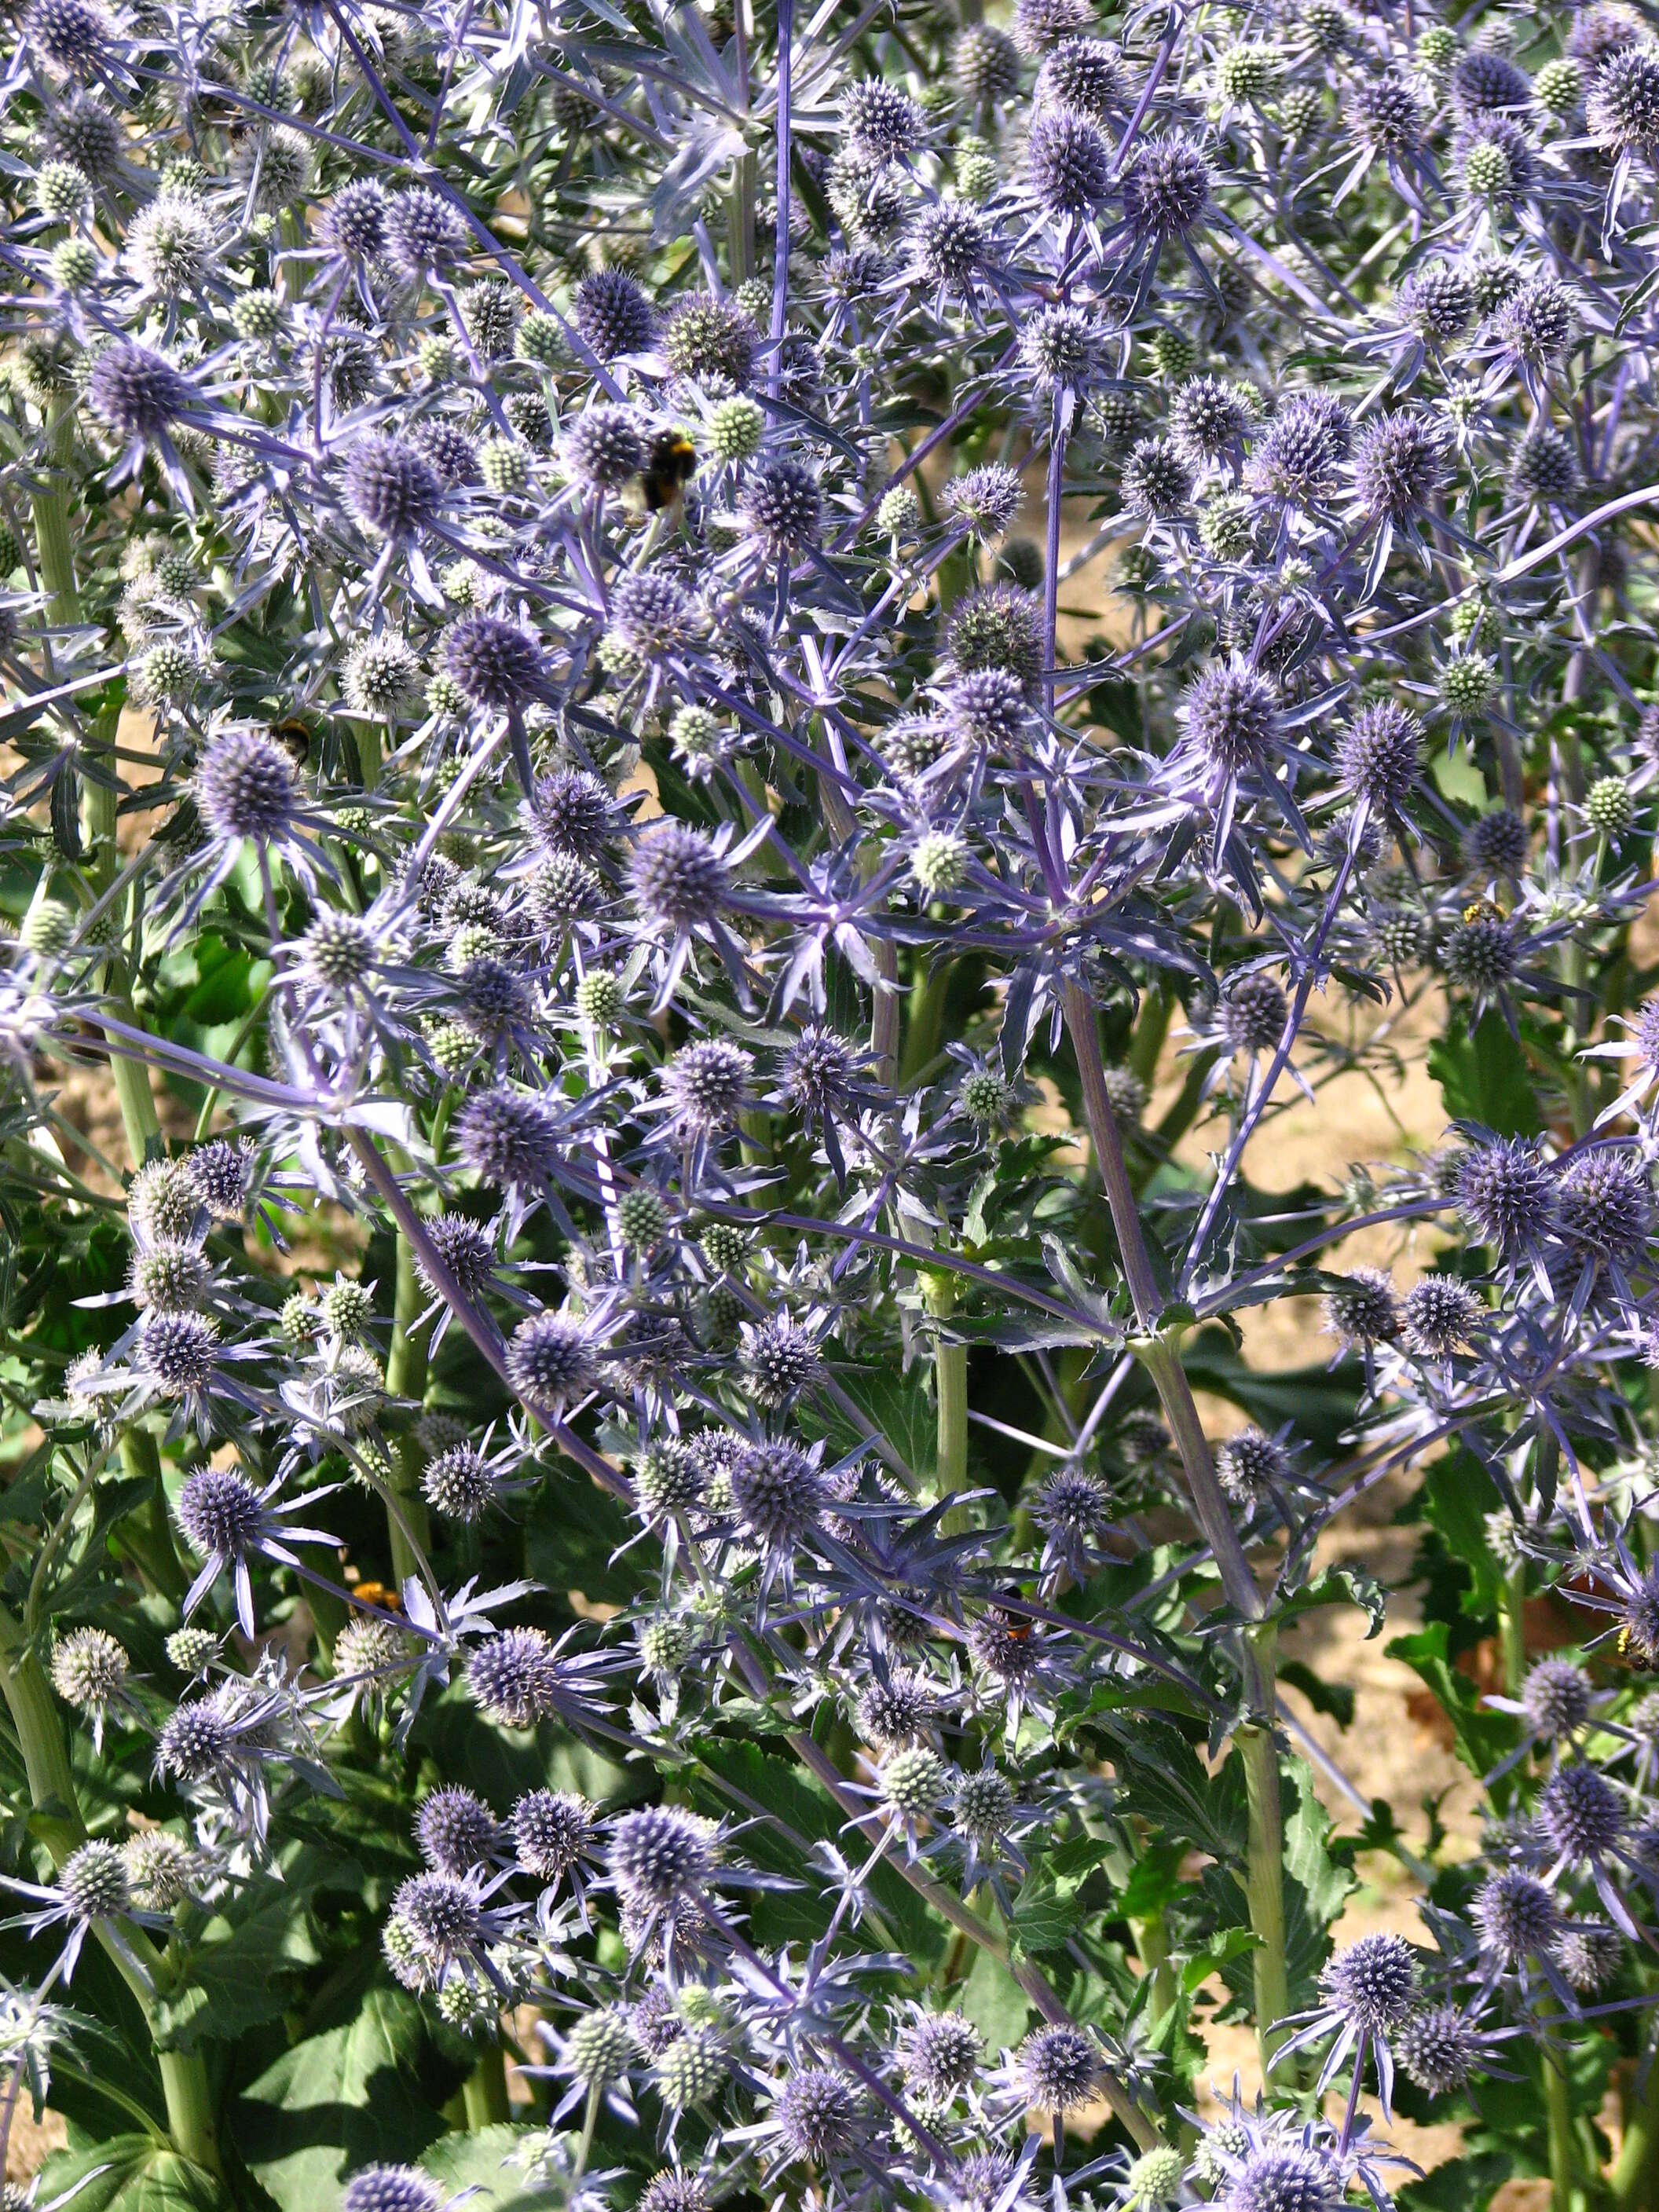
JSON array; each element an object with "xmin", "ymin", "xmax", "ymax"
[
  {"xmin": 350, "ymin": 1580, "xmax": 403, "ymax": 1613},
  {"xmin": 269, "ymin": 716, "xmax": 313, "ymax": 766},
  {"xmin": 623, "ymin": 428, "xmax": 698, "ymax": 518},
  {"xmin": 986, "ymin": 1587, "xmax": 1035, "ymax": 1640}
]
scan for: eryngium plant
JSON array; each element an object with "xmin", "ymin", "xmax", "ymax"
[{"xmin": 5, "ymin": 0, "xmax": 1659, "ymax": 2205}]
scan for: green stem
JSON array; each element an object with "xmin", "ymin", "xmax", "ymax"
[
  {"xmin": 108, "ymin": 1055, "xmax": 163, "ymax": 1170},
  {"xmin": 0, "ymin": 1599, "xmax": 221, "ymax": 2171},
  {"xmin": 25, "ymin": 1450, "xmax": 104, "ymax": 1640},
  {"xmin": 572, "ymin": 2080, "xmax": 601, "ymax": 2182},
  {"xmin": 1237, "ymin": 1628, "xmax": 1291, "ymax": 2076},
  {"xmin": 461, "ymin": 2047, "xmax": 510, "ymax": 2130},
  {"xmin": 1129, "ymin": 982, "xmax": 1174, "ymax": 1090},
  {"xmin": 1501, "ymin": 1562, "xmax": 1527, "ymax": 1698},
  {"xmin": 155, "ymin": 2054, "xmax": 222, "ymax": 2180},
  {"xmin": 79, "ymin": 711, "xmax": 163, "ymax": 1171},
  {"xmin": 0, "ymin": 1596, "xmax": 81, "ymax": 1862},
  {"xmin": 117, "ymin": 1425, "xmax": 188, "ymax": 1601},
  {"xmin": 31, "ymin": 400, "xmax": 78, "ymax": 628},
  {"xmin": 1132, "ymin": 1331, "xmax": 1264, "ymax": 1625},
  {"xmin": 1062, "ymin": 982, "xmax": 1289, "ymax": 2086},
  {"xmin": 1542, "ymin": 2020, "xmax": 1580, "ymax": 2212},
  {"xmin": 899, "ymin": 958, "xmax": 954, "ymax": 1090},
  {"xmin": 385, "ymin": 1230, "xmax": 435, "ymax": 1588},
  {"xmin": 921, "ymin": 1269, "xmax": 969, "ymax": 1536},
  {"xmin": 1611, "ymin": 2042, "xmax": 1659, "ymax": 2211},
  {"xmin": 1133, "ymin": 1910, "xmax": 1177, "ymax": 2030},
  {"xmin": 727, "ymin": 150, "xmax": 757, "ymax": 286}
]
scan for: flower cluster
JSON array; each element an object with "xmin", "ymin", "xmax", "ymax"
[{"xmin": 3, "ymin": 0, "xmax": 1659, "ymax": 2207}]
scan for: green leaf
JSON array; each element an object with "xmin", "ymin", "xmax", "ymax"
[
  {"xmin": 522, "ymin": 1471, "xmax": 641, "ymax": 1609},
  {"xmin": 236, "ymin": 1986, "xmax": 444, "ymax": 2212},
  {"xmin": 1116, "ymin": 1841, "xmax": 1187, "ymax": 1918},
  {"xmin": 36, "ymin": 2137, "xmax": 227, "ymax": 2212},
  {"xmin": 1182, "ymin": 1333, "xmax": 1359, "ymax": 1454},
  {"xmin": 1093, "ymin": 1717, "xmax": 1248, "ymax": 1862},
  {"xmin": 179, "ymin": 936, "xmax": 259, "ymax": 1027},
  {"xmin": 1283, "ymin": 1757, "xmax": 1352, "ymax": 1936},
  {"xmin": 1396, "ymin": 2155, "xmax": 1513, "ymax": 2210},
  {"xmin": 152, "ymin": 1869, "xmax": 324, "ymax": 2052},
  {"xmin": 412, "ymin": 1679, "xmax": 635, "ymax": 1812},
  {"xmin": 1427, "ymin": 1012, "xmax": 1541, "ymax": 1137},
  {"xmin": 1278, "ymin": 1565, "xmax": 1387, "ymax": 1640},
  {"xmin": 1278, "ymin": 1660, "xmax": 1354, "ymax": 1731},
  {"xmin": 803, "ymin": 1364, "xmax": 936, "ymax": 1485},
  {"xmin": 1010, "ymin": 1862, "xmax": 1089, "ymax": 1957},
  {"xmin": 1420, "ymin": 1448, "xmax": 1507, "ymax": 1614},
  {"xmin": 1429, "ymin": 749, "xmax": 1489, "ymax": 809},
  {"xmin": 1179, "ymin": 1925, "xmax": 1258, "ymax": 1994},
  {"xmin": 420, "ymin": 2126, "xmax": 559, "ymax": 2212},
  {"xmin": 689, "ymin": 1738, "xmax": 946, "ymax": 1966},
  {"xmin": 1386, "ymin": 1622, "xmax": 1514, "ymax": 1785},
  {"xmin": 955, "ymin": 1944, "xmax": 1035, "ymax": 2053}
]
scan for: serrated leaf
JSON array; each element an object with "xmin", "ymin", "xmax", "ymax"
[
  {"xmin": 522, "ymin": 1470, "xmax": 641, "ymax": 1608},
  {"xmin": 1279, "ymin": 1660, "xmax": 1355, "ymax": 1731},
  {"xmin": 1094, "ymin": 1716, "xmax": 1248, "ymax": 1861},
  {"xmin": 36, "ymin": 2136, "xmax": 226, "ymax": 2212},
  {"xmin": 1396, "ymin": 2155, "xmax": 1513, "ymax": 2211},
  {"xmin": 152, "ymin": 1870, "xmax": 324, "ymax": 2052},
  {"xmin": 419, "ymin": 2125, "xmax": 558, "ymax": 2212},
  {"xmin": 1179, "ymin": 1925, "xmax": 1258, "ymax": 1993},
  {"xmin": 1009, "ymin": 1863, "xmax": 1087, "ymax": 1956},
  {"xmin": 955, "ymin": 1943, "xmax": 1034, "ymax": 2053},
  {"xmin": 1420, "ymin": 1448, "xmax": 1506, "ymax": 1613},
  {"xmin": 1427, "ymin": 1012, "xmax": 1541, "ymax": 1137},
  {"xmin": 1278, "ymin": 1565, "xmax": 1387, "ymax": 1640},
  {"xmin": 236, "ymin": 1986, "xmax": 443, "ymax": 2212},
  {"xmin": 1386, "ymin": 1622, "xmax": 1514, "ymax": 1789},
  {"xmin": 804, "ymin": 1364, "xmax": 936, "ymax": 1485}
]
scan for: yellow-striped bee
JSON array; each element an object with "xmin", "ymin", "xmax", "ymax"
[
  {"xmin": 622, "ymin": 428, "xmax": 698, "ymax": 518},
  {"xmin": 350, "ymin": 1580, "xmax": 403, "ymax": 1613},
  {"xmin": 269, "ymin": 716, "xmax": 313, "ymax": 766},
  {"xmin": 1463, "ymin": 897, "xmax": 1504, "ymax": 926}
]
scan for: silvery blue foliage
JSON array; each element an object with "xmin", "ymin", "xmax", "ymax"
[{"xmin": 2, "ymin": 0, "xmax": 1659, "ymax": 2206}]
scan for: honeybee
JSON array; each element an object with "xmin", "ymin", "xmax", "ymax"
[
  {"xmin": 622, "ymin": 428, "xmax": 698, "ymax": 518},
  {"xmin": 1463, "ymin": 898, "xmax": 1504, "ymax": 926}
]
